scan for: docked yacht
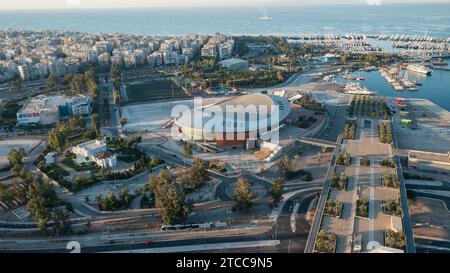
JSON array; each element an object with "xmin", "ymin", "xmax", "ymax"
[
  {"xmin": 406, "ymin": 64, "xmax": 432, "ymax": 75},
  {"xmin": 431, "ymin": 58, "xmax": 448, "ymax": 66},
  {"xmin": 342, "ymin": 72, "xmax": 357, "ymax": 80},
  {"xmin": 344, "ymin": 83, "xmax": 374, "ymax": 95}
]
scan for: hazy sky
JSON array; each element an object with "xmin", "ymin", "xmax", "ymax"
[{"xmin": 1, "ymin": 0, "xmax": 449, "ymax": 10}]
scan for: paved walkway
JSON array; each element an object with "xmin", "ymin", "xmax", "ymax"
[{"xmin": 103, "ymin": 239, "xmax": 280, "ymax": 253}]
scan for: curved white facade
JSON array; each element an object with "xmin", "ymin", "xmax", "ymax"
[{"xmin": 174, "ymin": 94, "xmax": 291, "ymax": 144}]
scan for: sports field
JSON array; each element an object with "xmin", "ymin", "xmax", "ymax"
[{"xmin": 125, "ymin": 79, "xmax": 188, "ymax": 102}]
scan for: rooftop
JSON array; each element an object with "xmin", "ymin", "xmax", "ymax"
[
  {"xmin": 19, "ymin": 94, "xmax": 90, "ymax": 113},
  {"xmin": 175, "ymin": 94, "xmax": 291, "ymax": 132},
  {"xmin": 76, "ymin": 139, "xmax": 106, "ymax": 151},
  {"xmin": 219, "ymin": 58, "xmax": 248, "ymax": 67}
]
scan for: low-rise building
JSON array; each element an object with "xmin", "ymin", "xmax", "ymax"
[
  {"xmin": 16, "ymin": 94, "xmax": 92, "ymax": 126},
  {"xmin": 219, "ymin": 58, "xmax": 249, "ymax": 70},
  {"xmin": 71, "ymin": 139, "xmax": 117, "ymax": 169}
]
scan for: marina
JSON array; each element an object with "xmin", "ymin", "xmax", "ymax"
[{"xmin": 319, "ymin": 61, "xmax": 450, "ymax": 112}]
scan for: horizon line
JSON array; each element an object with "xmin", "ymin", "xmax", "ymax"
[{"xmin": 0, "ymin": 2, "xmax": 448, "ymax": 11}]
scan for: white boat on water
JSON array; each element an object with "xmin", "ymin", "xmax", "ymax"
[
  {"xmin": 259, "ymin": 16, "xmax": 272, "ymax": 20},
  {"xmin": 344, "ymin": 83, "xmax": 374, "ymax": 95},
  {"xmin": 406, "ymin": 64, "xmax": 432, "ymax": 75},
  {"xmin": 431, "ymin": 58, "xmax": 448, "ymax": 66},
  {"xmin": 342, "ymin": 72, "xmax": 357, "ymax": 80},
  {"xmin": 392, "ymin": 82, "xmax": 404, "ymax": 91}
]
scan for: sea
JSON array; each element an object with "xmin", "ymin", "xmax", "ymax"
[
  {"xmin": 0, "ymin": 4, "xmax": 450, "ymax": 110},
  {"xmin": 1, "ymin": 4, "xmax": 450, "ymax": 37}
]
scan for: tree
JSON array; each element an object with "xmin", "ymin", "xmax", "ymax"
[
  {"xmin": 315, "ymin": 230, "xmax": 337, "ymax": 253},
  {"xmin": 270, "ymin": 177, "xmax": 284, "ymax": 206},
  {"xmin": 151, "ymin": 157, "xmax": 162, "ymax": 167},
  {"xmin": 147, "ymin": 169, "xmax": 172, "ymax": 193},
  {"xmin": 106, "ymin": 191, "xmax": 120, "ymax": 211},
  {"xmin": 49, "ymin": 128, "xmax": 68, "ymax": 153},
  {"xmin": 148, "ymin": 170, "xmax": 191, "ymax": 224},
  {"xmin": 27, "ymin": 181, "xmax": 58, "ymax": 231},
  {"xmin": 47, "ymin": 74, "xmax": 58, "ymax": 90},
  {"xmin": 181, "ymin": 159, "xmax": 210, "ymax": 189},
  {"xmin": 68, "ymin": 116, "xmax": 82, "ymax": 128},
  {"xmin": 66, "ymin": 73, "xmax": 84, "ymax": 94},
  {"xmin": 278, "ymin": 155, "xmax": 294, "ymax": 178},
  {"xmin": 91, "ymin": 113, "xmax": 100, "ymax": 135},
  {"xmin": 156, "ymin": 183, "xmax": 191, "ymax": 225},
  {"xmin": 118, "ymin": 187, "xmax": 132, "ymax": 208},
  {"xmin": 111, "ymin": 63, "xmax": 121, "ymax": 79},
  {"xmin": 53, "ymin": 208, "xmax": 72, "ymax": 236},
  {"xmin": 73, "ymin": 176, "xmax": 92, "ymax": 191},
  {"xmin": 233, "ymin": 177, "xmax": 255, "ymax": 213},
  {"xmin": 96, "ymin": 194, "xmax": 105, "ymax": 210},
  {"xmin": 83, "ymin": 130, "xmax": 97, "ymax": 141},
  {"xmin": 0, "ymin": 184, "xmax": 13, "ymax": 204},
  {"xmin": 8, "ymin": 148, "xmax": 27, "ymax": 167},
  {"xmin": 183, "ymin": 142, "xmax": 192, "ymax": 158},
  {"xmin": 28, "ymin": 195, "xmax": 51, "ymax": 230},
  {"xmin": 86, "ymin": 79, "xmax": 99, "ymax": 98}
]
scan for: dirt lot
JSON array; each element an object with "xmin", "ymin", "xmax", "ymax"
[
  {"xmin": 410, "ymin": 196, "xmax": 450, "ymax": 243},
  {"xmin": 410, "ymin": 197, "xmax": 450, "ymax": 226}
]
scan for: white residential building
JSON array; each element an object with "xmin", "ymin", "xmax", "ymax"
[
  {"xmin": 18, "ymin": 65, "xmax": 30, "ymax": 81},
  {"xmin": 71, "ymin": 139, "xmax": 117, "ymax": 169}
]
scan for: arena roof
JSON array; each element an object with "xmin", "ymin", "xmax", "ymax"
[{"xmin": 174, "ymin": 94, "xmax": 291, "ymax": 133}]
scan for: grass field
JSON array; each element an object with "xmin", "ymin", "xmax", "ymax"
[
  {"xmin": 125, "ymin": 79, "xmax": 188, "ymax": 102},
  {"xmin": 43, "ymin": 164, "xmax": 70, "ymax": 180}
]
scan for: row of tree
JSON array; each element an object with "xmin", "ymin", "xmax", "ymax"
[
  {"xmin": 379, "ymin": 121, "xmax": 393, "ymax": 144},
  {"xmin": 1, "ymin": 154, "xmax": 70, "ymax": 233},
  {"xmin": 382, "ymin": 171, "xmax": 400, "ymax": 188},
  {"xmin": 330, "ymin": 172, "xmax": 347, "ymax": 191},
  {"xmin": 343, "ymin": 121, "xmax": 357, "ymax": 140},
  {"xmin": 96, "ymin": 187, "xmax": 133, "ymax": 211},
  {"xmin": 336, "ymin": 153, "xmax": 352, "ymax": 166},
  {"xmin": 356, "ymin": 196, "xmax": 369, "ymax": 218},
  {"xmin": 324, "ymin": 200, "xmax": 342, "ymax": 218}
]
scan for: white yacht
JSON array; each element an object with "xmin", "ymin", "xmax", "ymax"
[
  {"xmin": 259, "ymin": 16, "xmax": 272, "ymax": 20},
  {"xmin": 344, "ymin": 83, "xmax": 374, "ymax": 95},
  {"xmin": 406, "ymin": 64, "xmax": 432, "ymax": 75}
]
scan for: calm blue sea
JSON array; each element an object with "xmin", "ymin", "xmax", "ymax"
[{"xmin": 0, "ymin": 4, "xmax": 450, "ymax": 37}]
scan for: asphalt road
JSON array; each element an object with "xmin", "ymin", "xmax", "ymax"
[
  {"xmin": 0, "ymin": 191, "xmax": 318, "ymax": 253},
  {"xmin": 415, "ymin": 238, "xmax": 450, "ymax": 253},
  {"xmin": 391, "ymin": 110, "xmax": 417, "ymax": 253},
  {"xmin": 405, "ymin": 180, "xmax": 450, "ymax": 209}
]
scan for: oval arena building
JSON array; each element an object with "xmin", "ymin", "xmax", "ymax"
[{"xmin": 174, "ymin": 94, "xmax": 291, "ymax": 146}]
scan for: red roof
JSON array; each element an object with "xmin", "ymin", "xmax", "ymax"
[{"xmin": 96, "ymin": 151, "xmax": 112, "ymax": 159}]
